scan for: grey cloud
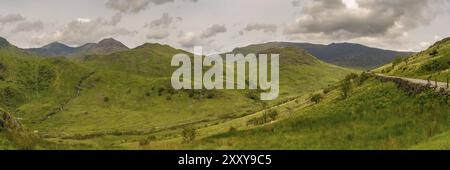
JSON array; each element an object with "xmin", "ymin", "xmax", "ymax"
[
  {"xmin": 291, "ymin": 0, "xmax": 301, "ymax": 7},
  {"xmin": 13, "ymin": 21, "xmax": 44, "ymax": 33},
  {"xmin": 244, "ymin": 23, "xmax": 277, "ymax": 33},
  {"xmin": 0, "ymin": 14, "xmax": 25, "ymax": 24},
  {"xmin": 200, "ymin": 24, "xmax": 227, "ymax": 38},
  {"xmin": 284, "ymin": 0, "xmax": 440, "ymax": 40},
  {"xmin": 33, "ymin": 18, "xmax": 136, "ymax": 46},
  {"xmin": 146, "ymin": 30, "xmax": 170, "ymax": 39},
  {"xmin": 177, "ymin": 31, "xmax": 201, "ymax": 48},
  {"xmin": 105, "ymin": 0, "xmax": 196, "ymax": 14},
  {"xmin": 103, "ymin": 13, "xmax": 123, "ymax": 26},
  {"xmin": 105, "ymin": 0, "xmax": 152, "ymax": 14},
  {"xmin": 147, "ymin": 13, "xmax": 173, "ymax": 28},
  {"xmin": 177, "ymin": 24, "xmax": 226, "ymax": 48}
]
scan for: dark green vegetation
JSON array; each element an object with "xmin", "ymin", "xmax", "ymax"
[
  {"xmin": 377, "ymin": 37, "xmax": 450, "ymax": 82},
  {"xmin": 233, "ymin": 42, "xmax": 413, "ymax": 69},
  {"xmin": 0, "ymin": 36, "xmax": 354, "ymax": 149}
]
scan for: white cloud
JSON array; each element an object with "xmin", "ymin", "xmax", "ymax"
[
  {"xmin": 244, "ymin": 23, "xmax": 278, "ymax": 33},
  {"xmin": 0, "ymin": 14, "xmax": 25, "ymax": 24},
  {"xmin": 13, "ymin": 21, "xmax": 44, "ymax": 33}
]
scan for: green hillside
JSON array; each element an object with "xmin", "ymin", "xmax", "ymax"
[
  {"xmin": 0, "ymin": 37, "xmax": 354, "ymax": 149},
  {"xmin": 376, "ymin": 37, "xmax": 450, "ymax": 82},
  {"xmin": 181, "ymin": 75, "xmax": 449, "ymax": 150}
]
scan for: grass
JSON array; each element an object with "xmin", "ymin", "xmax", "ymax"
[
  {"xmin": 375, "ymin": 37, "xmax": 450, "ymax": 82},
  {"xmin": 1, "ymin": 42, "xmax": 354, "ymax": 149},
  {"xmin": 182, "ymin": 78, "xmax": 450, "ymax": 150}
]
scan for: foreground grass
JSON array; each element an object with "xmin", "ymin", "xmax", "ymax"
[{"xmin": 183, "ymin": 79, "xmax": 450, "ymax": 150}]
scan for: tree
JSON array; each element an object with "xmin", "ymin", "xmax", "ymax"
[
  {"xmin": 341, "ymin": 79, "xmax": 352, "ymax": 99},
  {"xmin": 310, "ymin": 93, "xmax": 323, "ymax": 104},
  {"xmin": 392, "ymin": 56, "xmax": 403, "ymax": 68}
]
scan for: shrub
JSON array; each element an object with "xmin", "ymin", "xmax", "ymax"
[
  {"xmin": 181, "ymin": 127, "xmax": 197, "ymax": 143},
  {"xmin": 345, "ymin": 73, "xmax": 359, "ymax": 81},
  {"xmin": 341, "ymin": 79, "xmax": 352, "ymax": 99},
  {"xmin": 37, "ymin": 64, "xmax": 56, "ymax": 91},
  {"xmin": 421, "ymin": 60, "xmax": 449, "ymax": 72},
  {"xmin": 139, "ymin": 136, "xmax": 157, "ymax": 146},
  {"xmin": 429, "ymin": 49, "xmax": 438, "ymax": 57},
  {"xmin": 310, "ymin": 93, "xmax": 324, "ymax": 104},
  {"xmin": 392, "ymin": 56, "xmax": 403, "ymax": 68},
  {"xmin": 247, "ymin": 110, "xmax": 278, "ymax": 126},
  {"xmin": 0, "ymin": 86, "xmax": 26, "ymax": 108},
  {"xmin": 166, "ymin": 95, "xmax": 172, "ymax": 100},
  {"xmin": 103, "ymin": 97, "xmax": 110, "ymax": 102}
]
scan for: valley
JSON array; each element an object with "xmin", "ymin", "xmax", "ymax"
[{"xmin": 1, "ymin": 35, "xmax": 449, "ymax": 150}]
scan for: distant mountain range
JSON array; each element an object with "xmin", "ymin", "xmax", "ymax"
[
  {"xmin": 26, "ymin": 38, "xmax": 129, "ymax": 57},
  {"xmin": 3, "ymin": 36, "xmax": 414, "ymax": 69},
  {"xmin": 232, "ymin": 42, "xmax": 415, "ymax": 69}
]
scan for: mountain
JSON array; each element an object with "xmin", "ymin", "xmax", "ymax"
[
  {"xmin": 0, "ymin": 37, "xmax": 10, "ymax": 48},
  {"xmin": 375, "ymin": 37, "xmax": 450, "ymax": 82},
  {"xmin": 177, "ymin": 37, "xmax": 450, "ymax": 150},
  {"xmin": 232, "ymin": 42, "xmax": 414, "ymax": 69},
  {"xmin": 1, "ymin": 36, "xmax": 354, "ymax": 149},
  {"xmin": 25, "ymin": 38, "xmax": 130, "ymax": 57},
  {"xmin": 27, "ymin": 42, "xmax": 77, "ymax": 56}
]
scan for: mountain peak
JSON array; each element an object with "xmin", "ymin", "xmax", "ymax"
[
  {"xmin": 0, "ymin": 37, "xmax": 11, "ymax": 48},
  {"xmin": 42, "ymin": 42, "xmax": 71, "ymax": 49},
  {"xmin": 97, "ymin": 38, "xmax": 128, "ymax": 48}
]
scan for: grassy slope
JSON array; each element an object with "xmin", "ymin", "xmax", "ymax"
[
  {"xmin": 1, "ymin": 42, "xmax": 354, "ymax": 149},
  {"xmin": 184, "ymin": 78, "xmax": 449, "ymax": 150},
  {"xmin": 375, "ymin": 37, "xmax": 450, "ymax": 82}
]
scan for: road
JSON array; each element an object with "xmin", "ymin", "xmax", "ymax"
[{"xmin": 375, "ymin": 74, "xmax": 449, "ymax": 92}]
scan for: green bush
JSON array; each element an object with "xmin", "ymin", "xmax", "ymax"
[
  {"xmin": 0, "ymin": 86, "xmax": 26, "ymax": 108},
  {"xmin": 310, "ymin": 93, "xmax": 324, "ymax": 104},
  {"xmin": 182, "ymin": 127, "xmax": 197, "ymax": 143},
  {"xmin": 341, "ymin": 79, "xmax": 352, "ymax": 99}
]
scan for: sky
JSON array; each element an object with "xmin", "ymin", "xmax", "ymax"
[{"xmin": 1, "ymin": 0, "xmax": 450, "ymax": 54}]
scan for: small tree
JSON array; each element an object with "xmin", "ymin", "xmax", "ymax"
[
  {"xmin": 341, "ymin": 79, "xmax": 352, "ymax": 99},
  {"xmin": 429, "ymin": 49, "xmax": 438, "ymax": 57},
  {"xmin": 392, "ymin": 56, "xmax": 403, "ymax": 68},
  {"xmin": 310, "ymin": 93, "xmax": 323, "ymax": 104}
]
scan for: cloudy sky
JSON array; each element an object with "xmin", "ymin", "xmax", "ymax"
[{"xmin": 1, "ymin": 0, "xmax": 450, "ymax": 54}]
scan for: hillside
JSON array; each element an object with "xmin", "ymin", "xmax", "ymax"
[
  {"xmin": 233, "ymin": 42, "xmax": 414, "ymax": 70},
  {"xmin": 1, "ymin": 37, "xmax": 354, "ymax": 149},
  {"xmin": 165, "ymin": 38, "xmax": 450, "ymax": 150},
  {"xmin": 375, "ymin": 37, "xmax": 450, "ymax": 82},
  {"xmin": 26, "ymin": 38, "xmax": 129, "ymax": 57},
  {"xmin": 179, "ymin": 74, "xmax": 449, "ymax": 150}
]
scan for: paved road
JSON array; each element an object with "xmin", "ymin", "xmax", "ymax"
[{"xmin": 376, "ymin": 74, "xmax": 449, "ymax": 91}]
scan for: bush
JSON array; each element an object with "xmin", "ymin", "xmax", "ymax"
[
  {"xmin": 247, "ymin": 110, "xmax": 278, "ymax": 126},
  {"xmin": 0, "ymin": 86, "xmax": 26, "ymax": 108},
  {"xmin": 429, "ymin": 49, "xmax": 438, "ymax": 57},
  {"xmin": 182, "ymin": 127, "xmax": 197, "ymax": 143},
  {"xmin": 421, "ymin": 60, "xmax": 449, "ymax": 72},
  {"xmin": 356, "ymin": 72, "xmax": 372, "ymax": 85},
  {"xmin": 103, "ymin": 97, "xmax": 110, "ymax": 102},
  {"xmin": 37, "ymin": 64, "xmax": 56, "ymax": 91},
  {"xmin": 310, "ymin": 93, "xmax": 323, "ymax": 104},
  {"xmin": 139, "ymin": 136, "xmax": 157, "ymax": 146},
  {"xmin": 341, "ymin": 79, "xmax": 352, "ymax": 99},
  {"xmin": 392, "ymin": 56, "xmax": 403, "ymax": 68}
]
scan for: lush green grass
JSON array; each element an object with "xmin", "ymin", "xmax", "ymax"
[
  {"xmin": 376, "ymin": 37, "xmax": 450, "ymax": 82},
  {"xmin": 184, "ymin": 78, "xmax": 450, "ymax": 150},
  {"xmin": 1, "ymin": 42, "xmax": 354, "ymax": 149}
]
